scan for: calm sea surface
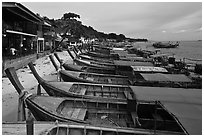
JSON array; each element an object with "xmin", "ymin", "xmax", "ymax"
[{"xmin": 133, "ymin": 41, "xmax": 202, "ymax": 62}]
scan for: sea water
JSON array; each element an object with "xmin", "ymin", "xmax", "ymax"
[{"xmin": 133, "ymin": 41, "xmax": 202, "ymax": 62}]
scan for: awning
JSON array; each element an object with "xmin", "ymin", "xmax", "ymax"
[
  {"xmin": 3, "ymin": 2, "xmax": 43, "ymax": 23},
  {"xmin": 140, "ymin": 73, "xmax": 169, "ymax": 81},
  {"xmin": 130, "ymin": 86, "xmax": 202, "ymax": 134},
  {"xmin": 132, "ymin": 66, "xmax": 168, "ymax": 73},
  {"xmin": 6, "ymin": 30, "xmax": 36, "ymax": 37},
  {"xmin": 150, "ymin": 53, "xmax": 172, "ymax": 58},
  {"xmin": 164, "ymin": 74, "xmax": 192, "ymax": 82},
  {"xmin": 140, "ymin": 73, "xmax": 192, "ymax": 82},
  {"xmin": 114, "ymin": 60, "xmax": 153, "ymax": 66}
]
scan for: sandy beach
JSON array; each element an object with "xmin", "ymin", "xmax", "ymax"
[{"xmin": 2, "ymin": 51, "xmax": 73, "ymax": 122}]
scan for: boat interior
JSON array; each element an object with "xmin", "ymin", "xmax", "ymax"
[
  {"xmin": 68, "ymin": 83, "xmax": 134, "ymax": 100},
  {"xmin": 32, "ymin": 96, "xmax": 186, "ymax": 134}
]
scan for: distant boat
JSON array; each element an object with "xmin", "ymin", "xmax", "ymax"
[{"xmin": 152, "ymin": 41, "xmax": 179, "ymax": 48}]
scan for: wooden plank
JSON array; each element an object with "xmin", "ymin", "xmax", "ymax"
[
  {"xmin": 78, "ymin": 109, "xmax": 87, "ymax": 120},
  {"xmin": 80, "ymin": 88, "xmax": 86, "ymax": 95},
  {"xmin": 71, "ymin": 108, "xmax": 81, "ymax": 119},
  {"xmin": 71, "ymin": 108, "xmax": 87, "ymax": 120}
]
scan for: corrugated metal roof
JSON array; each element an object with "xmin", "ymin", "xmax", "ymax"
[
  {"xmin": 140, "ymin": 73, "xmax": 192, "ymax": 82},
  {"xmin": 3, "ymin": 2, "xmax": 43, "ymax": 22},
  {"xmin": 130, "ymin": 86, "xmax": 201, "ymax": 134}
]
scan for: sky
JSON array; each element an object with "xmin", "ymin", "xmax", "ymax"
[{"xmin": 21, "ymin": 2, "xmax": 202, "ymax": 41}]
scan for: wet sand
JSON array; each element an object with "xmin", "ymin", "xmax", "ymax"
[{"xmin": 2, "ymin": 51, "xmax": 73, "ymax": 122}]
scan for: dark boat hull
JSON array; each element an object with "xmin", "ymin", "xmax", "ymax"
[
  {"xmin": 25, "ymin": 96, "xmax": 187, "ymax": 135},
  {"xmin": 59, "ymin": 70, "xmax": 131, "ymax": 85},
  {"xmin": 153, "ymin": 43, "xmax": 179, "ymax": 48},
  {"xmin": 62, "ymin": 63, "xmax": 116, "ymax": 75}
]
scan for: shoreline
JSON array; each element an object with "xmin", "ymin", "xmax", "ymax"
[{"xmin": 2, "ymin": 51, "xmax": 72, "ymax": 122}]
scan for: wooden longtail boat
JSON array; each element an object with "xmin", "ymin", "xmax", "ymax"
[
  {"xmin": 71, "ymin": 47, "xmax": 153, "ymax": 63},
  {"xmin": 28, "ymin": 62, "xmax": 135, "ymax": 101},
  {"xmin": 79, "ymin": 46, "xmax": 118, "ymax": 59},
  {"xmin": 45, "ymin": 122, "xmax": 185, "ymax": 135},
  {"xmin": 134, "ymin": 73, "xmax": 201, "ymax": 89},
  {"xmin": 50, "ymin": 55, "xmax": 199, "ymax": 88},
  {"xmin": 49, "ymin": 55, "xmax": 131, "ymax": 85},
  {"xmin": 54, "ymin": 52, "xmax": 116, "ymax": 75},
  {"xmin": 4, "ymin": 67, "xmax": 187, "ymax": 135},
  {"xmin": 54, "ymin": 52, "xmax": 167, "ymax": 77},
  {"xmin": 152, "ymin": 42, "xmax": 179, "ymax": 48},
  {"xmin": 70, "ymin": 47, "xmax": 154, "ymax": 69},
  {"xmin": 45, "ymin": 124, "xmax": 152, "ymax": 135},
  {"xmin": 72, "ymin": 57, "xmax": 154, "ymax": 73}
]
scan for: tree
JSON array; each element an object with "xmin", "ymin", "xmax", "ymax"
[{"xmin": 63, "ymin": 12, "xmax": 80, "ymax": 20}]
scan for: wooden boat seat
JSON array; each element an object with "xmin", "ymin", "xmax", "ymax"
[
  {"xmin": 80, "ymin": 88, "xmax": 87, "ymax": 95},
  {"xmin": 123, "ymin": 91, "xmax": 133, "ymax": 100},
  {"xmin": 86, "ymin": 77, "xmax": 94, "ymax": 81},
  {"xmin": 71, "ymin": 108, "xmax": 87, "ymax": 120}
]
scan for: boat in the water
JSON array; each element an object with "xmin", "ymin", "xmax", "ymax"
[
  {"xmin": 4, "ymin": 67, "xmax": 188, "ymax": 135},
  {"xmin": 152, "ymin": 42, "xmax": 179, "ymax": 48},
  {"xmin": 28, "ymin": 62, "xmax": 135, "ymax": 101}
]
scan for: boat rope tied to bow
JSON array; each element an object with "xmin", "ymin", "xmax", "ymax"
[
  {"xmin": 57, "ymin": 68, "xmax": 62, "ymax": 81},
  {"xmin": 19, "ymin": 90, "xmax": 33, "ymax": 108}
]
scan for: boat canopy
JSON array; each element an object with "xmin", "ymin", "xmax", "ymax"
[
  {"xmin": 140, "ymin": 73, "xmax": 192, "ymax": 82},
  {"xmin": 132, "ymin": 66, "xmax": 168, "ymax": 73},
  {"xmin": 150, "ymin": 53, "xmax": 172, "ymax": 58},
  {"xmin": 112, "ymin": 47, "xmax": 125, "ymax": 51},
  {"xmin": 114, "ymin": 60, "xmax": 153, "ymax": 66},
  {"xmin": 130, "ymin": 86, "xmax": 202, "ymax": 135},
  {"xmin": 79, "ymin": 55, "xmax": 92, "ymax": 59},
  {"xmin": 116, "ymin": 52, "xmax": 138, "ymax": 57},
  {"xmin": 76, "ymin": 59, "xmax": 91, "ymax": 65}
]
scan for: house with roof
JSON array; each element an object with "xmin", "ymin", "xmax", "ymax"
[{"xmin": 2, "ymin": 2, "xmax": 53, "ymax": 75}]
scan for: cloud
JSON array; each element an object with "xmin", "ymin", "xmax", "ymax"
[
  {"xmin": 159, "ymin": 9, "xmax": 202, "ymax": 33},
  {"xmin": 174, "ymin": 29, "xmax": 187, "ymax": 33},
  {"xmin": 22, "ymin": 2, "xmax": 202, "ymax": 41}
]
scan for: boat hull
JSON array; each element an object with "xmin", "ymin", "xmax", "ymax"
[{"xmin": 59, "ymin": 70, "xmax": 131, "ymax": 85}]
